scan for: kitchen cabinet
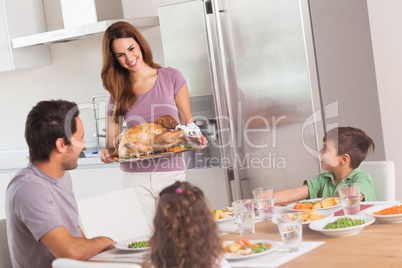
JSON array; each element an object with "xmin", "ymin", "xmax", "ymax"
[
  {"xmin": 185, "ymin": 168, "xmax": 230, "ymax": 208},
  {"xmin": 0, "ymin": 173, "xmax": 12, "ymax": 219},
  {"xmin": 0, "ymin": 0, "xmax": 51, "ymax": 72},
  {"xmin": 68, "ymin": 165, "xmax": 123, "ymax": 200}
]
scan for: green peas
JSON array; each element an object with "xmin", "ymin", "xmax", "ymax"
[
  {"xmin": 323, "ymin": 217, "xmax": 365, "ymax": 229},
  {"xmin": 128, "ymin": 240, "xmax": 149, "ymax": 248}
]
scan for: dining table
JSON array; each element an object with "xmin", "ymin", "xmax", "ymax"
[{"xmin": 89, "ymin": 201, "xmax": 402, "ymax": 267}]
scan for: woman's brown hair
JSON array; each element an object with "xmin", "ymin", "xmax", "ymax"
[
  {"xmin": 101, "ymin": 21, "xmax": 161, "ymax": 122},
  {"xmin": 150, "ymin": 181, "xmax": 223, "ymax": 268}
]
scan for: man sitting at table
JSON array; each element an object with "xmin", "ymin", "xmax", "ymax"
[
  {"xmin": 275, "ymin": 126, "xmax": 377, "ymax": 204},
  {"xmin": 5, "ymin": 100, "xmax": 116, "ymax": 268}
]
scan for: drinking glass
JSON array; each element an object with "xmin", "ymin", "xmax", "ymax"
[
  {"xmin": 338, "ymin": 183, "xmax": 360, "ymax": 215},
  {"xmin": 252, "ymin": 186, "xmax": 274, "ymax": 220},
  {"xmin": 276, "ymin": 212, "xmax": 302, "ymax": 252},
  {"xmin": 232, "ymin": 199, "xmax": 255, "ymax": 234}
]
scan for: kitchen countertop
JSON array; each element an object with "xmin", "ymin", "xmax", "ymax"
[{"xmin": 0, "ymin": 148, "xmax": 119, "ymax": 173}]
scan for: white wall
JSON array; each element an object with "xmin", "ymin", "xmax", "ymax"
[
  {"xmin": 0, "ymin": 0, "xmax": 401, "ymax": 199},
  {"xmin": 0, "ymin": 26, "xmax": 163, "ymax": 151},
  {"xmin": 367, "ymin": 0, "xmax": 402, "ymax": 199},
  {"xmin": 0, "ymin": 0, "xmax": 182, "ymax": 151}
]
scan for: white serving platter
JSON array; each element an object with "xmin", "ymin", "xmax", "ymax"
[{"xmin": 364, "ymin": 203, "xmax": 402, "ymax": 223}]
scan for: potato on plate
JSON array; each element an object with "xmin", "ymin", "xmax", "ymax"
[{"xmin": 301, "ymin": 209, "xmax": 325, "ymax": 222}]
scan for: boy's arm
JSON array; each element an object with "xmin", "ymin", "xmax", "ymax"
[{"xmin": 274, "ymin": 185, "xmax": 309, "ymax": 205}]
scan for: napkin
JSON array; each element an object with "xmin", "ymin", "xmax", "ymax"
[{"xmin": 334, "ymin": 204, "xmax": 374, "ymax": 216}]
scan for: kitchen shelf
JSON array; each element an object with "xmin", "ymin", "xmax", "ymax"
[{"xmin": 11, "ymin": 17, "xmax": 159, "ymax": 49}]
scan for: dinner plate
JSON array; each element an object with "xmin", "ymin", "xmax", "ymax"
[
  {"xmin": 216, "ymin": 213, "xmax": 236, "ymax": 222},
  {"xmin": 224, "ymin": 240, "xmax": 279, "ymax": 260},
  {"xmin": 364, "ymin": 203, "xmax": 402, "ymax": 223},
  {"xmin": 271, "ymin": 210, "xmax": 333, "ymax": 226},
  {"xmin": 115, "ymin": 236, "xmax": 151, "ymax": 251},
  {"xmin": 302, "ymin": 210, "xmax": 334, "ymax": 226},
  {"xmin": 286, "ymin": 198, "xmax": 341, "ymax": 211},
  {"xmin": 215, "ymin": 207, "xmax": 235, "ymax": 222},
  {"xmin": 309, "ymin": 214, "xmax": 375, "ymax": 237},
  {"xmin": 108, "ymin": 144, "xmax": 203, "ymax": 162}
]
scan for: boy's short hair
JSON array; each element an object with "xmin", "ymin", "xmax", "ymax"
[{"xmin": 323, "ymin": 127, "xmax": 375, "ymax": 169}]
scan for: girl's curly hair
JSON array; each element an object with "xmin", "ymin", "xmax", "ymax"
[{"xmin": 150, "ymin": 181, "xmax": 223, "ymax": 268}]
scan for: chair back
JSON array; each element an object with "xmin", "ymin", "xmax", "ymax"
[
  {"xmin": 359, "ymin": 161, "xmax": 396, "ymax": 201},
  {"xmin": 77, "ymin": 187, "xmax": 151, "ymax": 242},
  {"xmin": 0, "ymin": 218, "xmax": 12, "ymax": 268},
  {"xmin": 52, "ymin": 258, "xmax": 141, "ymax": 268}
]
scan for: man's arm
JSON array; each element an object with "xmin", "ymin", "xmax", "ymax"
[
  {"xmin": 40, "ymin": 226, "xmax": 115, "ymax": 260},
  {"xmin": 274, "ymin": 185, "xmax": 309, "ymax": 205}
]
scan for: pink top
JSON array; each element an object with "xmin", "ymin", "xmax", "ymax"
[{"xmin": 107, "ymin": 67, "xmax": 186, "ymax": 172}]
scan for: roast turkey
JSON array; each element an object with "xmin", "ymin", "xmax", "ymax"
[{"xmin": 113, "ymin": 115, "xmax": 186, "ymax": 158}]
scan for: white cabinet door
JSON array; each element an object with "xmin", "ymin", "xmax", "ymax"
[
  {"xmin": 69, "ymin": 166, "xmax": 123, "ymax": 200},
  {"xmin": 186, "ymin": 168, "xmax": 230, "ymax": 209},
  {"xmin": 0, "ymin": 0, "xmax": 51, "ymax": 72},
  {"xmin": 0, "ymin": 173, "xmax": 12, "ymax": 219}
]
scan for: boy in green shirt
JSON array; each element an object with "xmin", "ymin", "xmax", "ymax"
[{"xmin": 275, "ymin": 126, "xmax": 377, "ymax": 204}]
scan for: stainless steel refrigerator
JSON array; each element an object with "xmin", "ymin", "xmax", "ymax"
[{"xmin": 158, "ymin": 0, "xmax": 324, "ymax": 204}]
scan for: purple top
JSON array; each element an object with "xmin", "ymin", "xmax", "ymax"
[
  {"xmin": 107, "ymin": 67, "xmax": 187, "ymax": 172},
  {"xmin": 6, "ymin": 164, "xmax": 81, "ymax": 268}
]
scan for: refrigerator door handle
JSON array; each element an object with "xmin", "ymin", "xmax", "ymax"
[{"xmin": 208, "ymin": 0, "xmax": 243, "ymax": 200}]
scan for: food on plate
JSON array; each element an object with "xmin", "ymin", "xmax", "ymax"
[
  {"xmin": 128, "ymin": 240, "xmax": 149, "ymax": 248},
  {"xmin": 222, "ymin": 239, "xmax": 273, "ymax": 257},
  {"xmin": 294, "ymin": 198, "xmax": 339, "ymax": 210},
  {"xmin": 373, "ymin": 205, "xmax": 402, "ymax": 215},
  {"xmin": 323, "ymin": 217, "xmax": 365, "ymax": 229},
  {"xmin": 294, "ymin": 202, "xmax": 313, "ymax": 210},
  {"xmin": 302, "ymin": 209, "xmax": 325, "ymax": 222},
  {"xmin": 112, "ymin": 115, "xmax": 193, "ymax": 159},
  {"xmin": 211, "ymin": 208, "xmax": 233, "ymax": 220}
]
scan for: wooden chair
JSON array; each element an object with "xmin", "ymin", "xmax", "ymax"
[{"xmin": 0, "ymin": 218, "xmax": 12, "ymax": 268}]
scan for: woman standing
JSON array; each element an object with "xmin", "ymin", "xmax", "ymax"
[{"xmin": 98, "ymin": 21, "xmax": 207, "ymax": 227}]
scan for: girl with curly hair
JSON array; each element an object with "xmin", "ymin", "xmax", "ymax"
[{"xmin": 150, "ymin": 181, "xmax": 231, "ymax": 268}]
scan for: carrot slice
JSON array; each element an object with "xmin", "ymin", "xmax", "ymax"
[
  {"xmin": 168, "ymin": 147, "xmax": 185, "ymax": 152},
  {"xmin": 294, "ymin": 203, "xmax": 313, "ymax": 210},
  {"xmin": 241, "ymin": 239, "xmax": 251, "ymax": 246},
  {"xmin": 373, "ymin": 205, "xmax": 402, "ymax": 215}
]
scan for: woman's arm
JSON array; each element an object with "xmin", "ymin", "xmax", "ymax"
[
  {"xmin": 175, "ymin": 84, "xmax": 208, "ymax": 146},
  {"xmin": 98, "ymin": 115, "xmax": 122, "ymax": 163},
  {"xmin": 175, "ymin": 83, "xmax": 193, "ymax": 124}
]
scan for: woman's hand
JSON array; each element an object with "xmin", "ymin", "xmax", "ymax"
[
  {"xmin": 195, "ymin": 134, "xmax": 208, "ymax": 149},
  {"xmin": 98, "ymin": 148, "xmax": 114, "ymax": 163}
]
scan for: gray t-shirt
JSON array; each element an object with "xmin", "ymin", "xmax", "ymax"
[
  {"xmin": 6, "ymin": 164, "xmax": 81, "ymax": 268},
  {"xmin": 107, "ymin": 67, "xmax": 187, "ymax": 173}
]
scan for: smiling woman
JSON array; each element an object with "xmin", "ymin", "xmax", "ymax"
[{"xmin": 97, "ymin": 21, "xmax": 208, "ymax": 228}]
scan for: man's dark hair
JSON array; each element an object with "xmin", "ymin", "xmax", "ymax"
[
  {"xmin": 324, "ymin": 126, "xmax": 375, "ymax": 169},
  {"xmin": 25, "ymin": 100, "xmax": 79, "ymax": 163}
]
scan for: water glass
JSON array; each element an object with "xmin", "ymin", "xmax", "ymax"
[
  {"xmin": 276, "ymin": 212, "xmax": 302, "ymax": 252},
  {"xmin": 338, "ymin": 183, "xmax": 360, "ymax": 215},
  {"xmin": 252, "ymin": 187, "xmax": 274, "ymax": 220},
  {"xmin": 232, "ymin": 199, "xmax": 255, "ymax": 235}
]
